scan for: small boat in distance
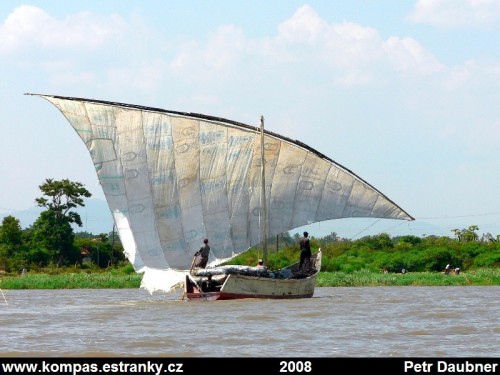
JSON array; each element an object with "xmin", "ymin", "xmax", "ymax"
[{"xmin": 28, "ymin": 93, "xmax": 414, "ymax": 297}]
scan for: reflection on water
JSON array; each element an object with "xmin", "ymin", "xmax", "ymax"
[{"xmin": 0, "ymin": 287, "xmax": 498, "ymax": 357}]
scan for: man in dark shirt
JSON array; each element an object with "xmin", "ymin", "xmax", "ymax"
[
  {"xmin": 299, "ymin": 231, "xmax": 312, "ymax": 270},
  {"xmin": 201, "ymin": 274, "xmax": 217, "ymax": 292},
  {"xmin": 194, "ymin": 238, "xmax": 211, "ymax": 268}
]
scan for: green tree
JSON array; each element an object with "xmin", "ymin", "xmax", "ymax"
[
  {"xmin": 22, "ymin": 227, "xmax": 50, "ymax": 269},
  {"xmin": 32, "ymin": 178, "xmax": 91, "ymax": 266},
  {"xmin": 0, "ymin": 215, "xmax": 23, "ymax": 256},
  {"xmin": 0, "ymin": 215, "xmax": 24, "ymax": 271},
  {"xmin": 35, "ymin": 178, "xmax": 91, "ymax": 226},
  {"xmin": 74, "ymin": 231, "xmax": 125, "ymax": 268},
  {"xmin": 452, "ymin": 225, "xmax": 479, "ymax": 242}
]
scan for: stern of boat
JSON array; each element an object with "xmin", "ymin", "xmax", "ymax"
[{"xmin": 183, "ymin": 274, "xmax": 222, "ymax": 301}]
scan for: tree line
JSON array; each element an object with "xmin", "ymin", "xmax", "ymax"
[
  {"xmin": 226, "ymin": 226, "xmax": 500, "ymax": 273},
  {"xmin": 250, "ymin": 225, "xmax": 499, "ymax": 273}
]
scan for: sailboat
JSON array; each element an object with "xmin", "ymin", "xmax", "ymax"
[
  {"xmin": 28, "ymin": 93, "xmax": 414, "ymax": 299},
  {"xmin": 183, "ymin": 117, "xmax": 322, "ymax": 300}
]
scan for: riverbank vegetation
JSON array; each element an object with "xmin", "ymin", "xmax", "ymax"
[
  {"xmin": 2, "ymin": 229, "xmax": 499, "ymax": 288},
  {"xmin": 317, "ymin": 268, "xmax": 499, "ymax": 286},
  {"xmin": 229, "ymin": 227, "xmax": 499, "ymax": 274},
  {"xmin": 0, "ymin": 179, "xmax": 499, "ymax": 289},
  {"xmin": 1, "ymin": 265, "xmax": 498, "ymax": 289},
  {"xmin": 0, "ymin": 266, "xmax": 142, "ymax": 289}
]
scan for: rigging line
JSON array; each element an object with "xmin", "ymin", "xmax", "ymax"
[
  {"xmin": 0, "ymin": 288, "xmax": 7, "ymax": 306},
  {"xmin": 416, "ymin": 212, "xmax": 500, "ymax": 220},
  {"xmin": 349, "ymin": 218, "xmax": 382, "ymax": 240},
  {"xmin": 379, "ymin": 220, "xmax": 408, "ymax": 233}
]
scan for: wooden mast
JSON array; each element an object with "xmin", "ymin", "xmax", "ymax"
[{"xmin": 260, "ymin": 116, "xmax": 268, "ymax": 267}]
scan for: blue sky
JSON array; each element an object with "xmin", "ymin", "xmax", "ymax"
[{"xmin": 0, "ymin": 1, "xmax": 499, "ymax": 239}]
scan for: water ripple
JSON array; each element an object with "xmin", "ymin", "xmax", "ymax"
[{"xmin": 0, "ymin": 287, "xmax": 498, "ymax": 357}]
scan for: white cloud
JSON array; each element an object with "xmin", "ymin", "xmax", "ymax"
[
  {"xmin": 0, "ymin": 5, "xmax": 126, "ymax": 55},
  {"xmin": 168, "ymin": 4, "xmax": 447, "ymax": 89},
  {"xmin": 272, "ymin": 5, "xmax": 383, "ymax": 68},
  {"xmin": 1, "ymin": 4, "xmax": 449, "ymax": 90},
  {"xmin": 169, "ymin": 24, "xmax": 246, "ymax": 81},
  {"xmin": 276, "ymin": 4, "xmax": 328, "ymax": 44},
  {"xmin": 271, "ymin": 6, "xmax": 446, "ymax": 82},
  {"xmin": 447, "ymin": 60, "xmax": 477, "ymax": 85},
  {"xmin": 0, "ymin": 5, "xmax": 48, "ymax": 52},
  {"xmin": 383, "ymin": 36, "xmax": 446, "ymax": 75},
  {"xmin": 409, "ymin": 0, "xmax": 500, "ymax": 28}
]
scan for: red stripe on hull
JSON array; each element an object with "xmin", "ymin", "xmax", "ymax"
[{"xmin": 185, "ymin": 292, "xmax": 314, "ymax": 301}]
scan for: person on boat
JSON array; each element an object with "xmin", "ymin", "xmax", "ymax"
[
  {"xmin": 201, "ymin": 274, "xmax": 217, "ymax": 292},
  {"xmin": 257, "ymin": 259, "xmax": 264, "ymax": 268},
  {"xmin": 299, "ymin": 231, "xmax": 312, "ymax": 270},
  {"xmin": 194, "ymin": 238, "xmax": 211, "ymax": 269}
]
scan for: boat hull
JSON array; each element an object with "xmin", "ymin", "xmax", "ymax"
[{"xmin": 184, "ymin": 250, "xmax": 321, "ymax": 301}]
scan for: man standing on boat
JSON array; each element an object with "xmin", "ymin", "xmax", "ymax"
[
  {"xmin": 194, "ymin": 238, "xmax": 211, "ymax": 269},
  {"xmin": 299, "ymin": 231, "xmax": 312, "ymax": 270}
]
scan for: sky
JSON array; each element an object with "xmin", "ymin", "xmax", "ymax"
[{"xmin": 0, "ymin": 0, "xmax": 499, "ymax": 240}]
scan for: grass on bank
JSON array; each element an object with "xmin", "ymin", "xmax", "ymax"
[
  {"xmin": 0, "ymin": 263, "xmax": 143, "ymax": 289},
  {"xmin": 0, "ymin": 272, "xmax": 143, "ymax": 289},
  {"xmin": 1, "ymin": 267, "xmax": 498, "ymax": 289},
  {"xmin": 317, "ymin": 268, "xmax": 500, "ymax": 287}
]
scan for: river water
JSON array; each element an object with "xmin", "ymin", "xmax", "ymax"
[{"xmin": 0, "ymin": 287, "xmax": 498, "ymax": 358}]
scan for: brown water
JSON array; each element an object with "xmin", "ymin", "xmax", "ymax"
[{"xmin": 0, "ymin": 287, "xmax": 498, "ymax": 357}]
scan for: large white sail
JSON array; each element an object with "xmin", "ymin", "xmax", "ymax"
[{"xmin": 30, "ymin": 94, "xmax": 413, "ymax": 292}]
